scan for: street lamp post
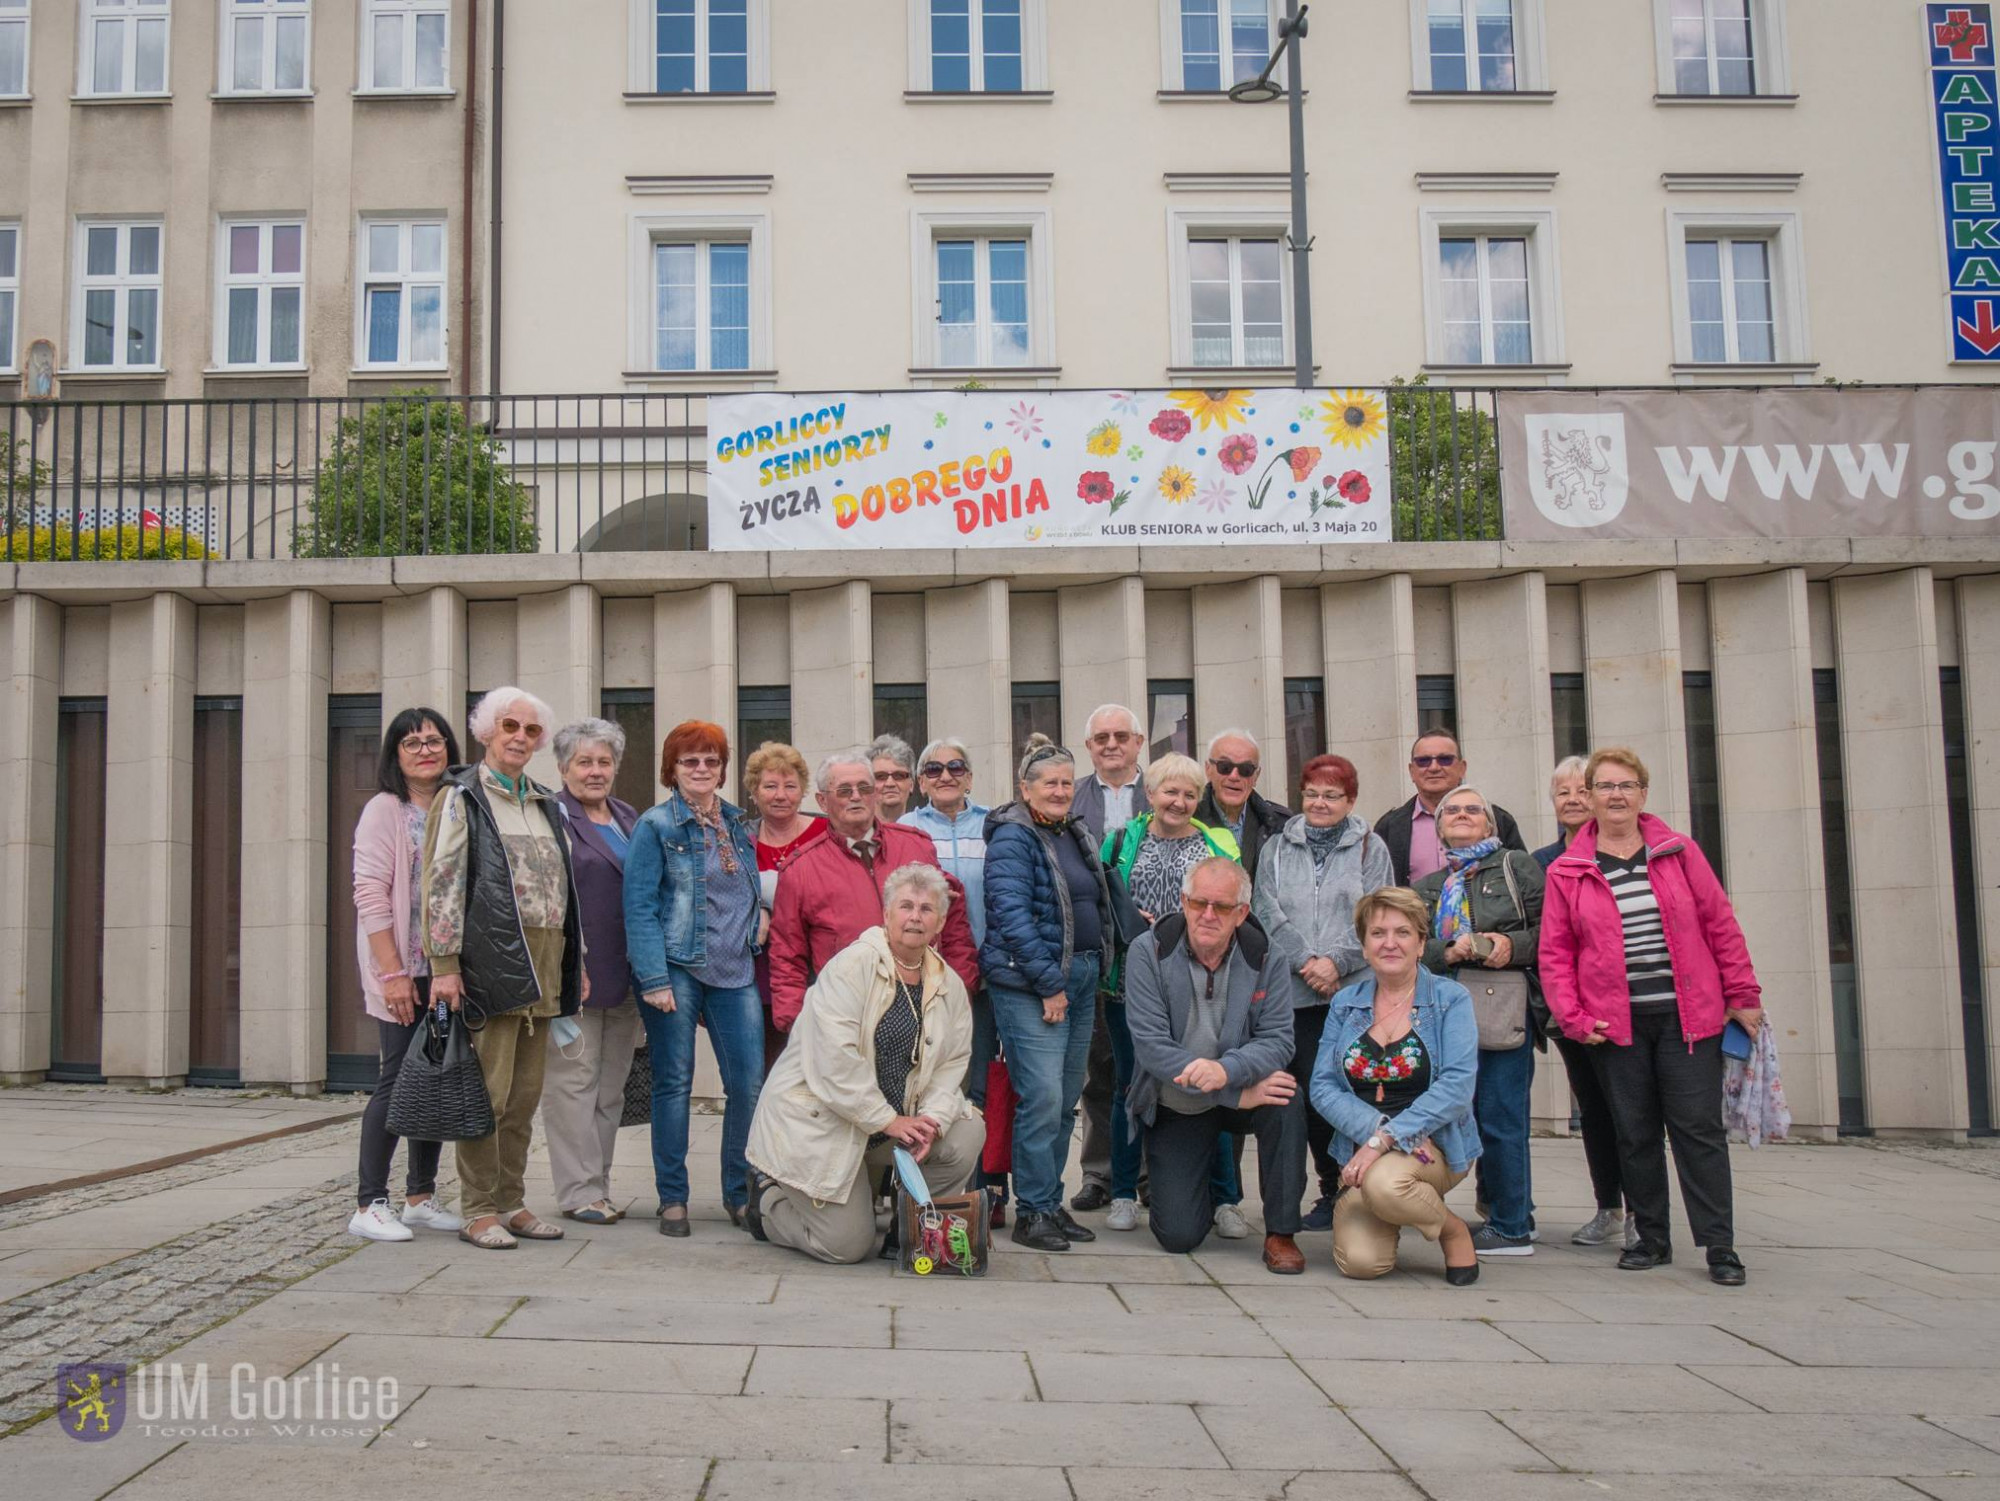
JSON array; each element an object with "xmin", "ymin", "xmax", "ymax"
[{"xmin": 1228, "ymin": 0, "xmax": 1312, "ymax": 389}]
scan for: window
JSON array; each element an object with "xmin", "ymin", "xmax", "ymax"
[
  {"xmin": 361, "ymin": 0, "xmax": 447, "ymax": 92},
  {"xmin": 737, "ymin": 685, "xmax": 791, "ymax": 788},
  {"xmin": 1681, "ymin": 670, "xmax": 1724, "ymax": 880},
  {"xmin": 1420, "ymin": 208, "xmax": 1563, "ymax": 367},
  {"xmin": 649, "ymin": 0, "xmax": 752, "ymax": 94},
  {"xmin": 1652, "ymin": 0, "xmax": 1789, "ymax": 98},
  {"xmin": 1171, "ymin": 0, "xmax": 1269, "ymax": 91},
  {"xmin": 81, "ymin": 0, "xmax": 169, "ymax": 96},
  {"xmin": 216, "ymin": 220, "xmax": 304, "ymax": 369},
  {"xmin": 1417, "ymin": 674, "xmax": 1457, "ymax": 734},
  {"xmin": 1147, "ymin": 679, "xmax": 1195, "ymax": 762},
  {"xmin": 930, "ymin": 0, "xmax": 1021, "ymax": 91},
  {"xmin": 601, "ymin": 688, "xmax": 658, "ymax": 812},
  {"xmin": 52, "ymin": 698, "xmax": 107, "ymax": 1081},
  {"xmin": 1941, "ymin": 667, "xmax": 1993, "ymax": 1134},
  {"xmin": 222, "ymin": 0, "xmax": 309, "ymax": 94},
  {"xmin": 0, "ymin": 0, "xmax": 29, "ymax": 99},
  {"xmin": 189, "ymin": 697, "xmax": 243, "ymax": 1082},
  {"xmin": 0, "ymin": 224, "xmax": 17, "ymax": 372},
  {"xmin": 654, "ymin": 240, "xmax": 750, "ymax": 372},
  {"xmin": 873, "ymin": 684, "xmax": 929, "ymax": 769},
  {"xmin": 1189, "ymin": 236, "xmax": 1285, "ymax": 368},
  {"xmin": 1283, "ymin": 677, "xmax": 1326, "ymax": 803},
  {"xmin": 1666, "ymin": 211, "xmax": 1807, "ymax": 368},
  {"xmin": 1813, "ymin": 668, "xmax": 1866, "ymax": 1134},
  {"xmin": 935, "ymin": 237, "xmax": 1028, "ymax": 367},
  {"xmin": 357, "ymin": 218, "xmax": 445, "ymax": 369},
  {"xmin": 75, "ymin": 221, "xmax": 163, "ymax": 370},
  {"xmin": 1426, "ymin": 0, "xmax": 1514, "ymax": 90},
  {"xmin": 326, "ymin": 695, "xmax": 382, "ymax": 1091},
  {"xmin": 1010, "ymin": 681, "xmax": 1061, "ymax": 758},
  {"xmin": 1550, "ymin": 671, "xmax": 1587, "ymax": 760}
]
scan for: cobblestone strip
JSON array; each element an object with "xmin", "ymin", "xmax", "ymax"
[{"xmin": 1857, "ymin": 1136, "xmax": 2000, "ymax": 1181}]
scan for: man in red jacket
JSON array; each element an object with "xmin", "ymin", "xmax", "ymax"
[{"xmin": 768, "ymin": 749, "xmax": 980, "ymax": 1031}]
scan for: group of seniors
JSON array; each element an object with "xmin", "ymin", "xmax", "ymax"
[{"xmin": 347, "ymin": 695, "xmax": 1765, "ymax": 1289}]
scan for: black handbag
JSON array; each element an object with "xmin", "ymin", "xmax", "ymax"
[
  {"xmin": 387, "ymin": 1000, "xmax": 496, "ymax": 1142},
  {"xmin": 621, "ymin": 1042, "xmax": 653, "ymax": 1128}
]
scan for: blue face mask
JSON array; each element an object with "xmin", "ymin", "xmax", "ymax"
[{"xmin": 549, "ymin": 1015, "xmax": 583, "ymax": 1055}]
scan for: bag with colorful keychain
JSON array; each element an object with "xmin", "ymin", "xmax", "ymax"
[{"xmin": 892, "ymin": 1146, "xmax": 990, "ymax": 1277}]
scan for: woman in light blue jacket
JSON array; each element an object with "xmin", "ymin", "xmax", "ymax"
[{"xmin": 1311, "ymin": 886, "xmax": 1482, "ymax": 1286}]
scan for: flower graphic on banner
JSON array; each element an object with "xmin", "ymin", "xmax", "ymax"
[
  {"xmin": 932, "ymin": 411, "xmax": 950, "ymax": 430},
  {"xmin": 1125, "ymin": 443, "xmax": 1145, "ymax": 462},
  {"xmin": 1158, "ymin": 466, "xmax": 1197, "ymax": 504},
  {"xmin": 1320, "ymin": 390, "xmax": 1387, "ymax": 451},
  {"xmin": 1169, "ymin": 389, "xmax": 1253, "ymax": 431},
  {"xmin": 1217, "ymin": 433, "xmax": 1259, "ymax": 475},
  {"xmin": 1006, "ymin": 401, "xmax": 1044, "ymax": 442},
  {"xmin": 1077, "ymin": 471, "xmax": 1115, "ymax": 504},
  {"xmin": 1287, "ymin": 446, "xmax": 1322, "ymax": 483},
  {"xmin": 1196, "ymin": 479, "xmax": 1233, "ymax": 515},
  {"xmin": 1337, "ymin": 470, "xmax": 1371, "ymax": 505},
  {"xmin": 1247, "ymin": 446, "xmax": 1324, "ymax": 510},
  {"xmin": 1148, "ymin": 409, "xmax": 1192, "ymax": 443},
  {"xmin": 1108, "ymin": 391, "xmax": 1144, "ymax": 417},
  {"xmin": 1086, "ymin": 420, "xmax": 1123, "ymax": 456}
]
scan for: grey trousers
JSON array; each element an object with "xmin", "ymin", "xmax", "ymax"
[
  {"xmin": 763, "ymin": 1115, "xmax": 987, "ymax": 1265},
  {"xmin": 540, "ymin": 1001, "xmax": 643, "ymax": 1212}
]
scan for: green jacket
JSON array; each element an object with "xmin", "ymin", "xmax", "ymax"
[{"xmin": 1098, "ymin": 813, "xmax": 1241, "ymax": 994}]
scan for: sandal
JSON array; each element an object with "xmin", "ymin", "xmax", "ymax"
[
  {"xmin": 458, "ymin": 1219, "xmax": 518, "ymax": 1251},
  {"xmin": 562, "ymin": 1201, "xmax": 620, "ymax": 1225},
  {"xmin": 505, "ymin": 1211, "xmax": 565, "ymax": 1240}
]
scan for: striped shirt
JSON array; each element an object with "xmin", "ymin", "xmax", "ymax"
[{"xmin": 1596, "ymin": 849, "xmax": 1677, "ymax": 1010}]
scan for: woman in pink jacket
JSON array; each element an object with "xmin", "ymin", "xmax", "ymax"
[{"xmin": 1538, "ymin": 746, "xmax": 1762, "ymax": 1287}]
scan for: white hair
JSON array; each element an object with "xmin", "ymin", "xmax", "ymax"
[
  {"xmin": 866, "ymin": 734, "xmax": 915, "ymax": 772},
  {"xmin": 883, "ymin": 862, "xmax": 951, "ymax": 913},
  {"xmin": 553, "ymin": 717, "xmax": 626, "ymax": 771},
  {"xmin": 1205, "ymin": 726, "xmax": 1262, "ymax": 761},
  {"xmin": 1438, "ymin": 783, "xmax": 1496, "ymax": 840},
  {"xmin": 815, "ymin": 748, "xmax": 875, "ymax": 793},
  {"xmin": 469, "ymin": 686, "xmax": 555, "ymax": 747},
  {"xmin": 1550, "ymin": 755, "xmax": 1590, "ymax": 793},
  {"xmin": 1085, "ymin": 702, "xmax": 1141, "ymax": 736},
  {"xmin": 917, "ymin": 737, "xmax": 971, "ymax": 769},
  {"xmin": 1181, "ymin": 855, "xmax": 1253, "ymax": 906}
]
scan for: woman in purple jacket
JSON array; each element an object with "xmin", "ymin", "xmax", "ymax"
[{"xmin": 543, "ymin": 718, "xmax": 644, "ymax": 1225}]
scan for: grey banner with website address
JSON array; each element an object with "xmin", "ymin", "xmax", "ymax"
[{"xmin": 1497, "ymin": 388, "xmax": 2000, "ymax": 541}]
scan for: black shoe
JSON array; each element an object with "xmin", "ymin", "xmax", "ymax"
[
  {"xmin": 657, "ymin": 1203, "xmax": 691, "ymax": 1238},
  {"xmin": 1444, "ymin": 1261, "xmax": 1480, "ymax": 1287},
  {"xmin": 1054, "ymin": 1207, "xmax": 1096, "ymax": 1243},
  {"xmin": 1301, "ymin": 1194, "xmax": 1335, "ymax": 1232},
  {"xmin": 1012, "ymin": 1211, "xmax": 1071, "ymax": 1252},
  {"xmin": 878, "ymin": 1216, "xmax": 901, "ymax": 1261},
  {"xmin": 1070, "ymin": 1183, "xmax": 1112, "ymax": 1212},
  {"xmin": 742, "ymin": 1176, "xmax": 769, "ymax": 1243},
  {"xmin": 1708, "ymin": 1249, "xmax": 1747, "ymax": 1286},
  {"xmin": 1618, "ymin": 1242, "xmax": 1672, "ymax": 1271}
]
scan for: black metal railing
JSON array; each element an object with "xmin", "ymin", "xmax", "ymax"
[{"xmin": 0, "ymin": 385, "xmax": 1507, "ymax": 562}]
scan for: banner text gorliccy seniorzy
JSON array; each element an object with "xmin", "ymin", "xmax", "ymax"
[
  {"xmin": 1498, "ymin": 387, "xmax": 2000, "ymax": 542},
  {"xmin": 705, "ymin": 389, "xmax": 1394, "ymax": 549}
]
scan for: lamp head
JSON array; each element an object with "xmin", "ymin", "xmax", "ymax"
[{"xmin": 1227, "ymin": 77, "xmax": 1283, "ymax": 103}]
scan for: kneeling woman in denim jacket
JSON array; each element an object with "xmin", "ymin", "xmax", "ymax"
[{"xmin": 1310, "ymin": 887, "xmax": 1482, "ymax": 1285}]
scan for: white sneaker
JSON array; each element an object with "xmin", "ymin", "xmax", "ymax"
[
  {"xmin": 1106, "ymin": 1198, "xmax": 1140, "ymax": 1232},
  {"xmin": 1213, "ymin": 1204, "xmax": 1252, "ymax": 1240},
  {"xmin": 349, "ymin": 1199, "xmax": 414, "ymax": 1242},
  {"xmin": 400, "ymin": 1198, "xmax": 466, "ymax": 1233}
]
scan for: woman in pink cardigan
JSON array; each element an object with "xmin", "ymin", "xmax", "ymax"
[
  {"xmin": 1538, "ymin": 746, "xmax": 1762, "ymax": 1287},
  {"xmin": 348, "ymin": 708, "xmax": 469, "ymax": 1243}
]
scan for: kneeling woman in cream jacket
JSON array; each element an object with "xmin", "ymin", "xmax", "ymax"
[{"xmin": 743, "ymin": 864, "xmax": 986, "ymax": 1264}]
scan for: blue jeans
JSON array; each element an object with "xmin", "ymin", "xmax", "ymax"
[
  {"xmin": 1475, "ymin": 1037, "xmax": 1537, "ymax": 1239},
  {"xmin": 990, "ymin": 953, "xmax": 1100, "ymax": 1215},
  {"xmin": 1102, "ymin": 1000, "xmax": 1144, "ymax": 1200},
  {"xmin": 637, "ymin": 965, "xmax": 764, "ymax": 1209}
]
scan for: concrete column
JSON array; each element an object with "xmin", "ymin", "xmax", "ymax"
[
  {"xmin": 656, "ymin": 583, "xmax": 738, "ymax": 804},
  {"xmin": 0, "ymin": 596, "xmax": 60, "ymax": 1082},
  {"xmin": 381, "ymin": 587, "xmax": 468, "ymax": 731},
  {"xmin": 1451, "ymin": 574, "xmax": 1554, "ymax": 848},
  {"xmin": 239, "ymin": 591, "xmax": 330, "ymax": 1090},
  {"xmin": 925, "ymin": 580, "xmax": 1012, "ymax": 809},
  {"xmin": 99, "ymin": 596, "xmax": 197, "ymax": 1086},
  {"xmin": 1581, "ymin": 572, "xmax": 1690, "ymax": 832},
  {"xmin": 1957, "ymin": 575, "xmax": 2000, "ymax": 1119},
  {"xmin": 1057, "ymin": 577, "xmax": 1148, "ymax": 752},
  {"xmin": 1833, "ymin": 569, "xmax": 1966, "ymax": 1133},
  {"xmin": 1192, "ymin": 576, "xmax": 1287, "ymax": 793},
  {"xmin": 1709, "ymin": 569, "xmax": 1839, "ymax": 1136},
  {"xmin": 1321, "ymin": 576, "xmax": 1419, "ymax": 822},
  {"xmin": 517, "ymin": 585, "xmax": 602, "ymax": 785},
  {"xmin": 789, "ymin": 581, "xmax": 873, "ymax": 773}
]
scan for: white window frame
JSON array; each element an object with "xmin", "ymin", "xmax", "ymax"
[
  {"xmin": 0, "ymin": 1, "xmax": 31, "ymax": 101},
  {"xmin": 909, "ymin": 207, "xmax": 1053, "ymax": 371},
  {"xmin": 649, "ymin": 239, "xmax": 751, "ymax": 373},
  {"xmin": 78, "ymin": 0, "xmax": 171, "ymax": 98},
  {"xmin": 358, "ymin": 0, "xmax": 449, "ymax": 94},
  {"xmin": 213, "ymin": 217, "xmax": 306, "ymax": 371},
  {"xmin": 1166, "ymin": 207, "xmax": 1293, "ymax": 372},
  {"xmin": 1409, "ymin": 0, "xmax": 1547, "ymax": 92},
  {"xmin": 625, "ymin": 0, "xmax": 771, "ymax": 95},
  {"xmin": 0, "ymin": 222, "xmax": 19, "ymax": 374},
  {"xmin": 354, "ymin": 216, "xmax": 447, "ymax": 371},
  {"xmin": 625, "ymin": 209, "xmax": 772, "ymax": 376},
  {"xmin": 1665, "ymin": 208, "xmax": 1809, "ymax": 368},
  {"xmin": 71, "ymin": 218, "xmax": 165, "ymax": 372},
  {"xmin": 1158, "ymin": 0, "xmax": 1278, "ymax": 92},
  {"xmin": 1418, "ymin": 206, "xmax": 1564, "ymax": 367},
  {"xmin": 218, "ymin": 0, "xmax": 312, "ymax": 96},
  {"xmin": 906, "ymin": 0, "xmax": 1047, "ymax": 92},
  {"xmin": 1652, "ymin": 0, "xmax": 1791, "ymax": 98}
]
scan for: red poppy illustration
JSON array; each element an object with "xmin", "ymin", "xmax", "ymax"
[
  {"xmin": 1217, "ymin": 433, "xmax": 1259, "ymax": 475},
  {"xmin": 1077, "ymin": 470, "xmax": 1116, "ymax": 504},
  {"xmin": 1147, "ymin": 409, "xmax": 1192, "ymax": 442},
  {"xmin": 1286, "ymin": 445, "xmax": 1321, "ymax": 483},
  {"xmin": 1337, "ymin": 470, "xmax": 1371, "ymax": 505}
]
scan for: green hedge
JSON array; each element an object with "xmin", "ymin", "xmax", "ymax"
[{"xmin": 11, "ymin": 523, "xmax": 209, "ymax": 561}]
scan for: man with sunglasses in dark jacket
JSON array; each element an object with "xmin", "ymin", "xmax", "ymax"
[
  {"xmin": 1375, "ymin": 727, "xmax": 1525, "ymax": 887},
  {"xmin": 1193, "ymin": 728, "xmax": 1291, "ymax": 891}
]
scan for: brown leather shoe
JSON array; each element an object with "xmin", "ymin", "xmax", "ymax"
[{"xmin": 1262, "ymin": 1233, "xmax": 1305, "ymax": 1275}]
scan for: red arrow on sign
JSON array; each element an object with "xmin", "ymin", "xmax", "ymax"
[{"xmin": 1959, "ymin": 299, "xmax": 2000, "ymax": 354}]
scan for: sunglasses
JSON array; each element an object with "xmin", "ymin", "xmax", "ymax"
[
  {"xmin": 499, "ymin": 717, "xmax": 545, "ymax": 740},
  {"xmin": 829, "ymin": 782, "xmax": 879, "ymax": 800},
  {"xmin": 1209, "ymin": 759, "xmax": 1258, "ymax": 777},
  {"xmin": 876, "ymin": 769, "xmax": 914, "ymax": 783},
  {"xmin": 676, "ymin": 755, "xmax": 723, "ymax": 771},
  {"xmin": 1183, "ymin": 896, "xmax": 1245, "ymax": 916},
  {"xmin": 1441, "ymin": 803, "xmax": 1489, "ymax": 819},
  {"xmin": 1411, "ymin": 754, "xmax": 1459, "ymax": 769},
  {"xmin": 1088, "ymin": 731, "xmax": 1138, "ymax": 746},
  {"xmin": 921, "ymin": 759, "xmax": 970, "ymax": 778}
]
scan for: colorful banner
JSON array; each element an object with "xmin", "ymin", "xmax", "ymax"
[
  {"xmin": 1497, "ymin": 388, "xmax": 2000, "ymax": 541},
  {"xmin": 1928, "ymin": 4, "xmax": 2000, "ymax": 360},
  {"xmin": 704, "ymin": 389, "xmax": 1393, "ymax": 549}
]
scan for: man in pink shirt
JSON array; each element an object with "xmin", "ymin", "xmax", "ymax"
[{"xmin": 1374, "ymin": 728, "xmax": 1525, "ymax": 886}]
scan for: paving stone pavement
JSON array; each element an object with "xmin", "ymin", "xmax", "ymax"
[{"xmin": 1, "ymin": 1090, "xmax": 1999, "ymax": 1500}]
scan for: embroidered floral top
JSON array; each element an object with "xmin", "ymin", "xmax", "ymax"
[
  {"xmin": 401, "ymin": 799, "xmax": 432, "ymax": 979},
  {"xmin": 1345, "ymin": 1028, "xmax": 1432, "ymax": 1118}
]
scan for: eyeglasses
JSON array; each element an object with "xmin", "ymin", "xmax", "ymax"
[
  {"xmin": 677, "ymin": 755, "xmax": 723, "ymax": 771},
  {"xmin": 401, "ymin": 736, "xmax": 448, "ymax": 754},
  {"xmin": 921, "ymin": 759, "xmax": 970, "ymax": 779},
  {"xmin": 1593, "ymin": 780, "xmax": 1645, "ymax": 795},
  {"xmin": 1209, "ymin": 759, "xmax": 1259, "ymax": 777},
  {"xmin": 1440, "ymin": 803, "xmax": 1489, "ymax": 819},
  {"xmin": 829, "ymin": 782, "xmax": 879, "ymax": 800},
  {"xmin": 1411, "ymin": 754, "xmax": 1459, "ymax": 769},
  {"xmin": 1088, "ymin": 730, "xmax": 1138, "ymax": 747},
  {"xmin": 876, "ymin": 769, "xmax": 914, "ymax": 784},
  {"xmin": 1183, "ymin": 896, "xmax": 1245, "ymax": 916},
  {"xmin": 1299, "ymin": 787, "xmax": 1350, "ymax": 804},
  {"xmin": 498, "ymin": 717, "xmax": 545, "ymax": 740}
]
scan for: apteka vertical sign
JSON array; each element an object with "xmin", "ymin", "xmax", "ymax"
[{"xmin": 1929, "ymin": 5, "xmax": 2000, "ymax": 359}]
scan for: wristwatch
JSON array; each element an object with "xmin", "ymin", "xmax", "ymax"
[{"xmin": 1365, "ymin": 1133, "xmax": 1389, "ymax": 1153}]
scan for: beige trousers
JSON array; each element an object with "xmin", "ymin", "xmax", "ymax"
[
  {"xmin": 1332, "ymin": 1150, "xmax": 1469, "ymax": 1281},
  {"xmin": 763, "ymin": 1115, "xmax": 986, "ymax": 1266},
  {"xmin": 540, "ymin": 1002, "xmax": 644, "ymax": 1212},
  {"xmin": 456, "ymin": 1010, "xmax": 549, "ymax": 1221}
]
